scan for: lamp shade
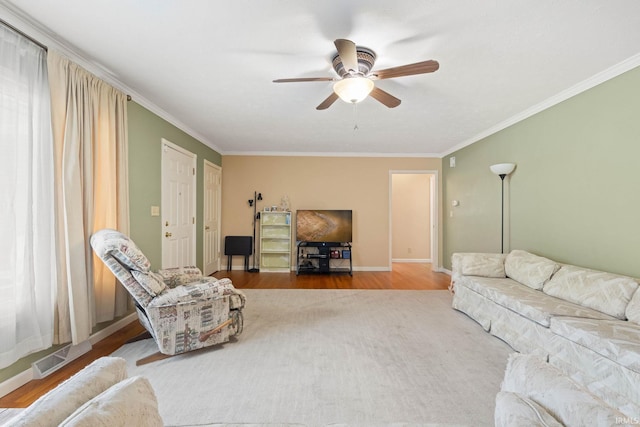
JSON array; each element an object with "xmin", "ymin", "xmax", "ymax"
[
  {"xmin": 490, "ymin": 163, "xmax": 516, "ymax": 176},
  {"xmin": 333, "ymin": 76, "xmax": 375, "ymax": 104}
]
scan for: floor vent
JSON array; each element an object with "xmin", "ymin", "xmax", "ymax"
[{"xmin": 32, "ymin": 340, "xmax": 92, "ymax": 379}]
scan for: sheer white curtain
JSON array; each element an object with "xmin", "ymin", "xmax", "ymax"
[
  {"xmin": 47, "ymin": 50, "xmax": 129, "ymax": 345},
  {"xmin": 0, "ymin": 24, "xmax": 56, "ymax": 368}
]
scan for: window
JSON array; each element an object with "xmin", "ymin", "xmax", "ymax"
[{"xmin": 0, "ymin": 23, "xmax": 56, "ymax": 369}]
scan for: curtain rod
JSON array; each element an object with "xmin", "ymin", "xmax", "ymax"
[
  {"xmin": 0, "ymin": 18, "xmax": 48, "ymax": 51},
  {"xmin": 0, "ymin": 19, "xmax": 133, "ymax": 101}
]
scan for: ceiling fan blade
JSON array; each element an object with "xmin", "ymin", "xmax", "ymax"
[
  {"xmin": 371, "ymin": 60, "xmax": 439, "ymax": 80},
  {"xmin": 369, "ymin": 87, "xmax": 401, "ymax": 108},
  {"xmin": 316, "ymin": 92, "xmax": 339, "ymax": 110},
  {"xmin": 334, "ymin": 39, "xmax": 358, "ymax": 74},
  {"xmin": 273, "ymin": 77, "xmax": 335, "ymax": 83}
]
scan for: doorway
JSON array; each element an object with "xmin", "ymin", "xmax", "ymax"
[
  {"xmin": 161, "ymin": 139, "xmax": 196, "ymax": 268},
  {"xmin": 389, "ymin": 170, "xmax": 438, "ymax": 270},
  {"xmin": 203, "ymin": 160, "xmax": 222, "ymax": 275}
]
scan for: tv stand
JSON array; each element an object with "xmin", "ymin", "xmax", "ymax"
[{"xmin": 296, "ymin": 241, "xmax": 352, "ymax": 276}]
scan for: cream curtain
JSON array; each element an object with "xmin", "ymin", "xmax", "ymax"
[
  {"xmin": 0, "ymin": 24, "xmax": 56, "ymax": 369},
  {"xmin": 47, "ymin": 50, "xmax": 130, "ymax": 345}
]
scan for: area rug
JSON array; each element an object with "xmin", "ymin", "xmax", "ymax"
[{"xmin": 111, "ymin": 289, "xmax": 513, "ymax": 427}]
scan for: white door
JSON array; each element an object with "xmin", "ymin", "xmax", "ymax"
[
  {"xmin": 162, "ymin": 139, "xmax": 196, "ymax": 268},
  {"xmin": 203, "ymin": 160, "xmax": 222, "ymax": 275}
]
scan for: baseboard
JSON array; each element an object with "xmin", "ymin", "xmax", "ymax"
[
  {"xmin": 89, "ymin": 312, "xmax": 138, "ymax": 346},
  {"xmin": 0, "ymin": 312, "xmax": 138, "ymax": 399},
  {"xmin": 437, "ymin": 267, "xmax": 452, "ymax": 275},
  {"xmin": 353, "ymin": 266, "xmax": 391, "ymax": 272},
  {"xmin": 0, "ymin": 368, "xmax": 33, "ymax": 400},
  {"xmin": 392, "ymin": 258, "xmax": 431, "ymax": 263}
]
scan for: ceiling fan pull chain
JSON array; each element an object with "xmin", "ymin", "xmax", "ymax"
[{"xmin": 353, "ymin": 103, "xmax": 359, "ymax": 130}]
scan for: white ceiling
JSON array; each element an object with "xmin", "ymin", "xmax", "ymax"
[{"xmin": 2, "ymin": 0, "xmax": 640, "ymax": 156}]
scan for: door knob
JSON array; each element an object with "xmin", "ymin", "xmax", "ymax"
[
  {"xmin": 205, "ymin": 226, "xmax": 210, "ymax": 230},
  {"xmin": 165, "ymin": 232, "xmax": 172, "ymax": 238}
]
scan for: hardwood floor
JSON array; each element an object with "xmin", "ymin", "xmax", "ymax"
[
  {"xmin": 0, "ymin": 263, "xmax": 449, "ymax": 408},
  {"xmin": 212, "ymin": 262, "xmax": 450, "ymax": 290}
]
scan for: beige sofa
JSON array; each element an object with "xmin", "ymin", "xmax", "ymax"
[
  {"xmin": 451, "ymin": 250, "xmax": 640, "ymax": 419},
  {"xmin": 2, "ymin": 357, "xmax": 162, "ymax": 426},
  {"xmin": 496, "ymin": 353, "xmax": 637, "ymax": 426}
]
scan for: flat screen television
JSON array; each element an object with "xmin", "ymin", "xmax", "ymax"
[{"xmin": 296, "ymin": 210, "xmax": 352, "ymax": 244}]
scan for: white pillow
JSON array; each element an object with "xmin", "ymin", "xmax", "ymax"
[
  {"xmin": 543, "ymin": 265, "xmax": 638, "ymax": 319},
  {"xmin": 4, "ymin": 357, "xmax": 127, "ymax": 427},
  {"xmin": 495, "ymin": 391, "xmax": 563, "ymax": 427},
  {"xmin": 626, "ymin": 288, "xmax": 640, "ymax": 325},
  {"xmin": 505, "ymin": 250, "xmax": 559, "ymax": 290},
  {"xmin": 457, "ymin": 253, "xmax": 507, "ymax": 278},
  {"xmin": 60, "ymin": 376, "xmax": 163, "ymax": 427}
]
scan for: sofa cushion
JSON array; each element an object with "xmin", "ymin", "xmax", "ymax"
[
  {"xmin": 455, "ymin": 252, "xmax": 507, "ymax": 278},
  {"xmin": 543, "ymin": 265, "xmax": 638, "ymax": 320},
  {"xmin": 457, "ymin": 275, "xmax": 614, "ymax": 327},
  {"xmin": 505, "ymin": 250, "xmax": 560, "ymax": 290},
  {"xmin": 550, "ymin": 316, "xmax": 640, "ymax": 372},
  {"xmin": 131, "ymin": 270, "xmax": 166, "ymax": 297},
  {"xmin": 501, "ymin": 353, "xmax": 629, "ymax": 426},
  {"xmin": 495, "ymin": 391, "xmax": 563, "ymax": 427},
  {"xmin": 626, "ymin": 288, "xmax": 640, "ymax": 326},
  {"xmin": 5, "ymin": 357, "xmax": 127, "ymax": 427},
  {"xmin": 155, "ymin": 266, "xmax": 203, "ymax": 288},
  {"xmin": 59, "ymin": 376, "xmax": 163, "ymax": 427}
]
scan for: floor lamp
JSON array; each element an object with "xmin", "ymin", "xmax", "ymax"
[
  {"xmin": 490, "ymin": 163, "xmax": 516, "ymax": 254},
  {"xmin": 248, "ymin": 191, "xmax": 262, "ymax": 272}
]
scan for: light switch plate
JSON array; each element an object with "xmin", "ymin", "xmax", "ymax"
[{"xmin": 150, "ymin": 206, "xmax": 160, "ymax": 216}]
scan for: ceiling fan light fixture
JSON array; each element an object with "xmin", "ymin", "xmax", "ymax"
[{"xmin": 333, "ymin": 76, "xmax": 374, "ymax": 104}]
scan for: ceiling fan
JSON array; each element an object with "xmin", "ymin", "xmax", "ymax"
[{"xmin": 273, "ymin": 39, "xmax": 439, "ymax": 110}]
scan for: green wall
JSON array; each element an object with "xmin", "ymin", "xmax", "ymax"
[
  {"xmin": 128, "ymin": 102, "xmax": 221, "ymax": 270},
  {"xmin": 443, "ymin": 65, "xmax": 640, "ymax": 277}
]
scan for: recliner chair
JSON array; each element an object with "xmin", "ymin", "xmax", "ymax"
[{"xmin": 91, "ymin": 229, "xmax": 245, "ymax": 365}]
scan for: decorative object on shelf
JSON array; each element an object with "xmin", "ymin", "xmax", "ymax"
[
  {"xmin": 490, "ymin": 163, "xmax": 516, "ymax": 254},
  {"xmin": 280, "ymin": 195, "xmax": 290, "ymax": 212},
  {"xmin": 248, "ymin": 191, "xmax": 263, "ymax": 272}
]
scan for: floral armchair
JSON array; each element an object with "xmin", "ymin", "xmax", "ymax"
[{"xmin": 90, "ymin": 229, "xmax": 245, "ymax": 365}]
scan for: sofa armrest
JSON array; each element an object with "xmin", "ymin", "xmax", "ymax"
[
  {"xmin": 148, "ymin": 277, "xmax": 243, "ymax": 307},
  {"xmin": 501, "ymin": 353, "xmax": 629, "ymax": 426},
  {"xmin": 58, "ymin": 376, "xmax": 162, "ymax": 427},
  {"xmin": 495, "ymin": 391, "xmax": 563, "ymax": 427},
  {"xmin": 3, "ymin": 357, "xmax": 127, "ymax": 427}
]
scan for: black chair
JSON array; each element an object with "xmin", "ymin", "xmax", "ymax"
[{"xmin": 224, "ymin": 236, "xmax": 252, "ymax": 271}]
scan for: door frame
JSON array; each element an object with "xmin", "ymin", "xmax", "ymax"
[
  {"xmin": 203, "ymin": 159, "xmax": 222, "ymax": 275},
  {"xmin": 388, "ymin": 170, "xmax": 439, "ymax": 271},
  {"xmin": 161, "ymin": 138, "xmax": 197, "ymax": 268}
]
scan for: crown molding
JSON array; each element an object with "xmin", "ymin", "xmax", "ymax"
[{"xmin": 222, "ymin": 150, "xmax": 441, "ymax": 158}]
